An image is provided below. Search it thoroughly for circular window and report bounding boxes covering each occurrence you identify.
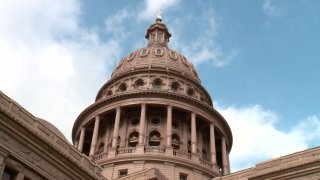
[131,118,139,126]
[154,48,164,56]
[173,120,179,128]
[151,117,160,125]
[169,51,178,60]
[140,48,149,57]
[182,56,189,66]
[126,52,135,61]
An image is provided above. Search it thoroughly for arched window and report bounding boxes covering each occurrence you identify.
[118,83,127,92]
[187,88,195,96]
[134,79,144,89]
[152,78,162,89]
[149,130,161,146]
[171,82,180,92]
[128,131,139,147]
[172,134,180,149]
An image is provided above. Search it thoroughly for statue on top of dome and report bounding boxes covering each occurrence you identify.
[157,9,163,20]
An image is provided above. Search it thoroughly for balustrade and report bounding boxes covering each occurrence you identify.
[145,146,165,153]
[173,149,191,159]
[117,147,136,155]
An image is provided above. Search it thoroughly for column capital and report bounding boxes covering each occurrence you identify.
[116,106,121,111]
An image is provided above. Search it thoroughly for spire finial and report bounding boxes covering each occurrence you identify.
[157,9,163,20]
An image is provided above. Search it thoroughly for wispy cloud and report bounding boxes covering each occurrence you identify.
[0,0,121,141]
[216,103,320,171]
[169,10,239,67]
[262,0,281,17]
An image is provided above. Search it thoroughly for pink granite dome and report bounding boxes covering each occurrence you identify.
[111,18,200,83]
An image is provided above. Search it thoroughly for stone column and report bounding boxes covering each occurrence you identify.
[78,126,86,152]
[112,107,121,148]
[191,112,197,154]
[191,112,200,163]
[89,115,100,156]
[222,136,229,175]
[136,103,146,154]
[210,123,217,168]
[109,107,121,158]
[166,105,173,146]
[166,105,173,155]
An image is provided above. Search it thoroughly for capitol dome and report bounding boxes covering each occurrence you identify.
[72,17,232,180]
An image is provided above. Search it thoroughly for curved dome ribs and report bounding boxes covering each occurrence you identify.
[72,17,233,179]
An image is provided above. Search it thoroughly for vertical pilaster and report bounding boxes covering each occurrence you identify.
[78,126,86,152]
[89,115,100,156]
[222,136,229,175]
[210,123,217,168]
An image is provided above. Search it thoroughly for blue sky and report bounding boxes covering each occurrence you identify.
[0,0,319,172]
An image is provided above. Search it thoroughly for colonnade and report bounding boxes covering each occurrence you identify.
[75,104,230,174]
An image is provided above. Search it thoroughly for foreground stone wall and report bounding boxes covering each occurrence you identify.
[214,146,320,180]
[0,91,106,180]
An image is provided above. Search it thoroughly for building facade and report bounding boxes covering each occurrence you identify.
[72,17,232,180]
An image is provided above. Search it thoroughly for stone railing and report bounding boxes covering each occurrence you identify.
[200,157,213,168]
[117,147,136,155]
[92,151,108,161]
[173,149,191,159]
[145,146,165,153]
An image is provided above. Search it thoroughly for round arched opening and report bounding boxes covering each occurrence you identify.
[171,82,180,92]
[134,79,144,89]
[152,79,162,89]
[187,88,195,96]
[172,134,180,149]
[149,130,161,146]
[128,131,139,147]
[172,120,179,129]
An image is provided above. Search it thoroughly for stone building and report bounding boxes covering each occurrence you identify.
[1,16,320,180]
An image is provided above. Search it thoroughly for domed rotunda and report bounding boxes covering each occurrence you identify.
[72,16,232,180]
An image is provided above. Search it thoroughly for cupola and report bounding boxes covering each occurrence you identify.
[145,12,171,47]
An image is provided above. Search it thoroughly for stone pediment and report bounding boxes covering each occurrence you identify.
[116,168,168,180]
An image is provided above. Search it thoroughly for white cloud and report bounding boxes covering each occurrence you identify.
[138,0,180,21]
[0,0,121,142]
[169,10,239,67]
[216,104,320,172]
